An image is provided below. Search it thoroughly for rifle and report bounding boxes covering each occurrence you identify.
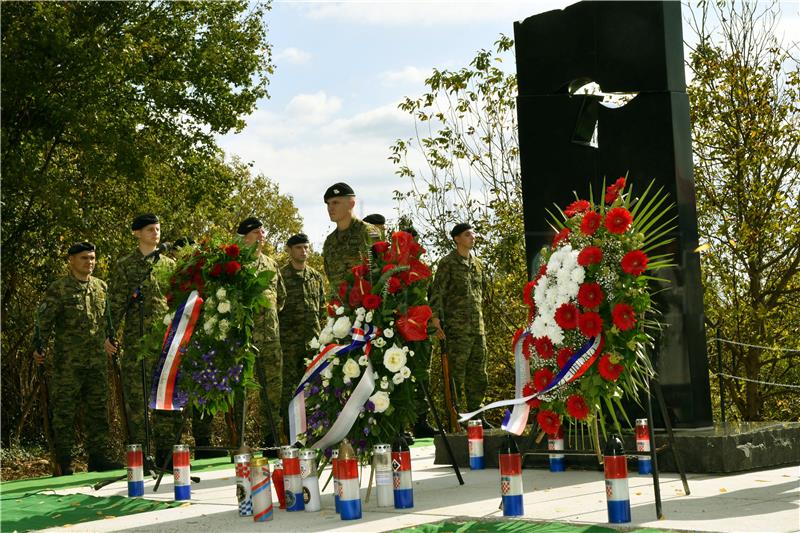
[439,337,460,433]
[34,312,61,476]
[106,302,134,444]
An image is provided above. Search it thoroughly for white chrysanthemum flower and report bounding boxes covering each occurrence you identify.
[392,373,404,385]
[358,355,369,366]
[332,316,352,338]
[365,311,374,323]
[163,312,174,326]
[216,287,227,300]
[369,391,390,413]
[373,337,386,348]
[383,328,394,339]
[571,266,586,284]
[383,345,407,373]
[343,358,361,379]
[217,301,231,314]
[400,366,411,379]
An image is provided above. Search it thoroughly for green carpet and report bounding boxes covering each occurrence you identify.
[395,522,671,533]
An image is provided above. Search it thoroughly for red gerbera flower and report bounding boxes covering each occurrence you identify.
[523,280,536,308]
[615,177,626,189]
[577,282,604,308]
[224,244,240,258]
[533,336,554,359]
[522,382,542,408]
[209,263,223,277]
[372,241,389,254]
[362,293,382,310]
[554,303,579,330]
[224,260,241,276]
[564,199,591,217]
[612,303,637,331]
[621,249,648,276]
[537,409,561,436]
[598,353,624,381]
[557,347,573,369]
[566,394,590,420]
[578,311,603,338]
[577,246,603,266]
[580,211,602,236]
[522,335,535,360]
[387,276,403,294]
[605,207,633,234]
[533,368,554,391]
[605,178,625,204]
[553,227,571,248]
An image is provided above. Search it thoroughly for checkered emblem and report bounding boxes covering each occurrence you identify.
[337,484,344,498]
[637,443,646,452]
[393,474,401,489]
[606,481,613,498]
[127,470,134,482]
[392,459,401,472]
[174,469,183,484]
[300,462,309,478]
[500,477,511,495]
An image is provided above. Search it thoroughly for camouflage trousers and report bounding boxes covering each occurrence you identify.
[50,350,110,460]
[445,332,488,412]
[234,338,283,447]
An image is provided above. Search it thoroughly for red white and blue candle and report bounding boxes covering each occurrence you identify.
[467,419,485,470]
[250,457,273,522]
[126,444,144,497]
[234,453,252,517]
[604,434,631,523]
[173,444,191,501]
[282,447,305,511]
[499,435,524,516]
[548,426,566,472]
[391,436,413,509]
[636,418,653,475]
[337,439,362,520]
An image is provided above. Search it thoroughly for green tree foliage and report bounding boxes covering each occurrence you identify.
[687,0,799,421]
[390,36,526,420]
[0,1,301,445]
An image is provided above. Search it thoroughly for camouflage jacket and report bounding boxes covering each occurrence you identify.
[252,253,286,344]
[278,262,326,349]
[107,248,175,345]
[429,250,487,336]
[322,217,380,293]
[36,273,107,357]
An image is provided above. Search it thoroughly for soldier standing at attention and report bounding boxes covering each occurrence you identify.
[322,182,381,292]
[362,213,386,240]
[278,233,326,432]
[235,217,286,447]
[429,223,491,424]
[105,214,179,466]
[34,242,122,474]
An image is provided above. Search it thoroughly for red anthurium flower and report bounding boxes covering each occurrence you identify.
[209,263,223,277]
[580,211,602,236]
[605,207,633,234]
[578,311,603,338]
[348,278,372,308]
[362,293,382,310]
[389,231,415,265]
[387,276,402,294]
[578,246,603,266]
[577,283,604,308]
[382,263,397,274]
[372,241,389,254]
[224,260,241,276]
[566,394,590,420]
[351,264,369,278]
[537,409,561,436]
[557,347,573,369]
[621,250,648,276]
[409,241,423,258]
[522,382,542,408]
[224,244,240,257]
[405,259,431,283]
[396,305,433,342]
[564,199,591,217]
[598,353,624,381]
[612,303,637,331]
[552,227,571,248]
[554,303,579,330]
[534,336,554,359]
[523,280,536,308]
[533,368,554,391]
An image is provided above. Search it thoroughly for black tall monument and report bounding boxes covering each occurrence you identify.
[514,1,712,427]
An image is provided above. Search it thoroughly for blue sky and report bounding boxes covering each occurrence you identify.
[217,0,800,249]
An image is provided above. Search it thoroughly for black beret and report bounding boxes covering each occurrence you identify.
[68,241,95,256]
[323,182,355,203]
[131,213,159,230]
[173,236,196,250]
[450,222,473,239]
[237,217,263,236]
[363,213,386,225]
[286,233,310,247]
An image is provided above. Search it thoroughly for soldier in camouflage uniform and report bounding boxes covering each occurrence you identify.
[233,217,286,448]
[34,242,122,474]
[363,213,386,240]
[104,214,180,465]
[278,233,326,429]
[429,223,490,419]
[322,182,381,293]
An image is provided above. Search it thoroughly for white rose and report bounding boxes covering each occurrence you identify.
[373,337,386,348]
[400,366,411,379]
[343,376,351,385]
[163,312,174,326]
[343,358,361,379]
[369,391,390,413]
[380,380,389,390]
[365,311,374,323]
[217,301,231,314]
[333,357,340,366]
[326,317,335,328]
[203,317,217,333]
[218,319,230,333]
[309,338,321,350]
[392,373,404,385]
[205,297,215,308]
[335,306,345,316]
[321,365,333,380]
[384,328,394,339]
[216,287,227,300]
[322,379,330,388]
[383,345,407,373]
[332,316,352,339]
[318,327,334,345]
[358,355,369,366]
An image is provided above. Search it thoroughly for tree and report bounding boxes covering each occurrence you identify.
[687,0,800,420]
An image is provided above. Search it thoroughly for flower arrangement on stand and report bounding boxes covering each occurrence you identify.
[297,231,433,460]
[518,177,675,437]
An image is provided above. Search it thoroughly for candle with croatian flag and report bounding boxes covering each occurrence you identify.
[636,418,653,474]
[548,426,565,472]
[337,439,362,520]
[126,444,144,497]
[391,435,413,509]
[604,434,631,523]
[282,447,305,511]
[467,419,485,470]
[499,435,523,516]
[173,444,191,501]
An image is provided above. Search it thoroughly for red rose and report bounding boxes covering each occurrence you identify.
[577,246,603,267]
[387,276,402,294]
[348,278,372,308]
[533,368,554,391]
[612,303,637,331]
[621,249,648,276]
[564,199,591,217]
[554,303,579,330]
[533,336,554,359]
[372,241,390,254]
[522,383,542,408]
[552,227,571,248]
[580,211,602,236]
[578,311,603,338]
[598,353,624,381]
[396,305,433,342]
[351,264,369,278]
[566,394,590,420]
[557,347,573,369]
[522,335,535,360]
[605,207,633,234]
[224,260,241,276]
[577,282,604,308]
[537,409,561,436]
[224,244,240,257]
[209,263,223,277]
[523,280,536,308]
[362,293,382,310]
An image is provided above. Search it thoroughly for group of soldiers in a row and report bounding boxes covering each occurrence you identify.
[33,182,491,475]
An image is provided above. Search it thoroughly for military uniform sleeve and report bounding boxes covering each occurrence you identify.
[429,258,450,323]
[276,265,287,313]
[316,270,327,319]
[106,259,128,333]
[35,281,62,348]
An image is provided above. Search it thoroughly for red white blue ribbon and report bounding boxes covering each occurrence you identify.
[149,290,203,411]
[500,330,532,435]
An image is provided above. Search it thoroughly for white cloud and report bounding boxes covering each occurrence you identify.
[322,103,412,139]
[274,47,312,65]
[379,66,432,87]
[285,91,343,124]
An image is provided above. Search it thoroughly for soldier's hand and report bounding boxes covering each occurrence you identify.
[104,338,118,356]
[432,317,446,340]
[33,350,45,365]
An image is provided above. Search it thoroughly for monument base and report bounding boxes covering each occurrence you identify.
[433,421,800,473]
